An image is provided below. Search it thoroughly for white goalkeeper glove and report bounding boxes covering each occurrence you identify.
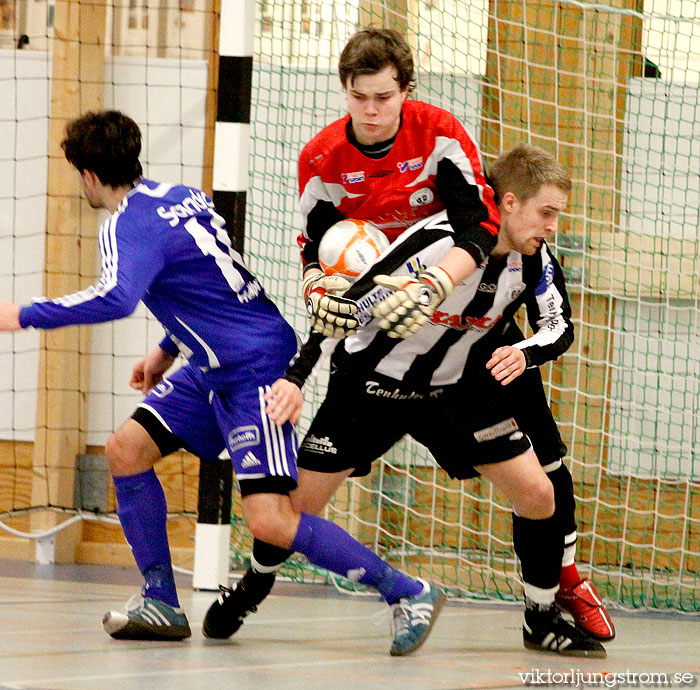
[302,272,359,339]
[371,266,454,338]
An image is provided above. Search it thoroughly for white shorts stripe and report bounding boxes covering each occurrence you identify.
[253,385,298,480]
[257,386,276,476]
[275,417,290,476]
[267,387,286,476]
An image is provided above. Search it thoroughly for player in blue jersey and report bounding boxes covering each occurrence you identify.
[0,110,445,650]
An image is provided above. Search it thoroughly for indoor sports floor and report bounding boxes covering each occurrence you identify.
[1,562,698,690]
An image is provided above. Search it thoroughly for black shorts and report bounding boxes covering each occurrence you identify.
[509,366,568,468]
[297,369,533,479]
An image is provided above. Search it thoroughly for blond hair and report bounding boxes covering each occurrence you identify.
[488,144,571,203]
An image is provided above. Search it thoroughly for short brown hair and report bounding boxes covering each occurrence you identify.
[61,110,142,187]
[338,28,414,92]
[488,144,572,203]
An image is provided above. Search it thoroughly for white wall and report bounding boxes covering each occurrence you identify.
[0,49,49,441]
[619,79,700,241]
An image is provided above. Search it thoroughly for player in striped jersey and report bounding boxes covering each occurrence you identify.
[0,110,446,650]
[207,145,612,656]
[297,27,499,342]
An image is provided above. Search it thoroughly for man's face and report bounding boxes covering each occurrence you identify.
[500,184,568,255]
[345,65,408,145]
[80,170,104,210]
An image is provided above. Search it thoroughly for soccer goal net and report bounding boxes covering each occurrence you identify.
[239,0,700,613]
[0,0,697,614]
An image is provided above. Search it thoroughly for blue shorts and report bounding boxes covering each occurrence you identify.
[137,363,298,492]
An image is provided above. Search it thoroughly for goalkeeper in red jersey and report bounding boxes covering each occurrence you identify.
[297,27,500,341]
[203,144,615,657]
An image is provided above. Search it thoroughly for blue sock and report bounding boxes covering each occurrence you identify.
[113,469,179,608]
[291,513,422,604]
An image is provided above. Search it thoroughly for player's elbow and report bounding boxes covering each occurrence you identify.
[110,304,138,320]
[108,291,141,320]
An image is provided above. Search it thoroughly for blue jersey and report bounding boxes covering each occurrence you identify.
[19,179,297,376]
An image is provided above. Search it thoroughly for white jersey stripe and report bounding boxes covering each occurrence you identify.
[268,417,283,476]
[259,385,293,478]
[136,403,176,434]
[45,212,121,309]
[175,316,220,369]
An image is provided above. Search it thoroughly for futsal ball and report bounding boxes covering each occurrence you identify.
[318,219,389,280]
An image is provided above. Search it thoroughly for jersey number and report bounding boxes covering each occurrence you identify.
[184,216,246,293]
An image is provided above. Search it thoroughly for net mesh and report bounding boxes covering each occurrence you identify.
[0,0,697,612]
[241,0,700,612]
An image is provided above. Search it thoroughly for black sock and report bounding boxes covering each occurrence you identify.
[546,463,577,537]
[251,538,293,572]
[512,513,562,590]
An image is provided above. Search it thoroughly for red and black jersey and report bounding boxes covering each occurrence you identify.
[297,99,499,269]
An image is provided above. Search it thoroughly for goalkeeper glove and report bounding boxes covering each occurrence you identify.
[302,272,359,339]
[371,266,454,338]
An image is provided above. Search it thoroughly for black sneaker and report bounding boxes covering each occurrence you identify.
[523,607,606,658]
[202,568,276,639]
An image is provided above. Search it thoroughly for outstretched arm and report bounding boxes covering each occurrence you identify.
[0,302,21,331]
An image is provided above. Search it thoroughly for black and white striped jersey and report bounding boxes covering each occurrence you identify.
[286,210,573,390]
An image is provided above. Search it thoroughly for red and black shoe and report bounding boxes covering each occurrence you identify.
[556,578,615,641]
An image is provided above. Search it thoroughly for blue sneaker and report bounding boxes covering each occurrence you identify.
[389,579,446,656]
[103,593,191,641]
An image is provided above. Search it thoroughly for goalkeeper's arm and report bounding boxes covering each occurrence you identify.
[434,246,478,285]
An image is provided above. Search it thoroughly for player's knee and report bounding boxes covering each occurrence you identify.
[515,477,555,520]
[105,431,133,475]
[244,503,300,550]
[290,491,325,515]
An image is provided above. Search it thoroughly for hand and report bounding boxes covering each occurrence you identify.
[371,266,454,338]
[130,346,176,394]
[0,302,21,331]
[264,378,304,426]
[486,346,526,385]
[303,272,359,339]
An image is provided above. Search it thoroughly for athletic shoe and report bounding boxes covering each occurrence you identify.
[556,578,616,641]
[523,608,606,658]
[389,579,446,656]
[202,568,276,639]
[103,592,191,640]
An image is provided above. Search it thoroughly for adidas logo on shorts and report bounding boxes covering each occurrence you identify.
[241,451,261,468]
